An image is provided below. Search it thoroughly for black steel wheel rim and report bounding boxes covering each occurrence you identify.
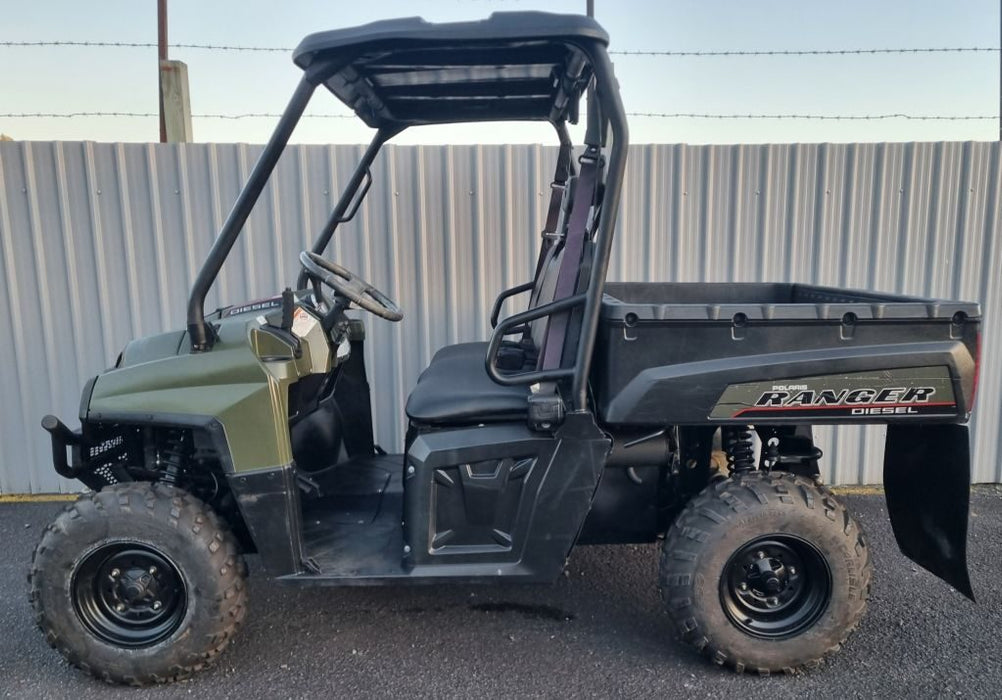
[719,535,832,639]
[72,542,187,648]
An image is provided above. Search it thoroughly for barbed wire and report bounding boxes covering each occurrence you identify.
[2,111,998,121]
[0,40,999,56]
[614,47,1000,56]
[627,112,999,121]
[0,40,289,52]
[0,112,354,119]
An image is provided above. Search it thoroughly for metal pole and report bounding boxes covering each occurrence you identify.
[585,0,598,146]
[158,0,168,143]
[573,47,628,411]
[998,0,1001,140]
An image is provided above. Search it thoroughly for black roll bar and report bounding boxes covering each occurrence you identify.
[485,294,587,386]
[490,281,535,329]
[569,48,628,409]
[482,47,625,410]
[310,129,397,256]
[293,127,395,290]
[187,76,317,352]
[482,46,627,411]
[186,29,627,371]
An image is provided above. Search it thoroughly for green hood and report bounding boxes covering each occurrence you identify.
[117,330,188,368]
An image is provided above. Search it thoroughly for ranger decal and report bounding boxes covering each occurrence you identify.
[710,367,958,420]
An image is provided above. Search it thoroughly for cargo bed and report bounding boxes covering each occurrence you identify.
[594,282,980,426]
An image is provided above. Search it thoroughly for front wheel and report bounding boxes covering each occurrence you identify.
[30,482,248,685]
[659,471,871,673]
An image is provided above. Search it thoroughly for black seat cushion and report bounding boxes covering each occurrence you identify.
[414,342,487,388]
[406,343,528,425]
[423,342,487,373]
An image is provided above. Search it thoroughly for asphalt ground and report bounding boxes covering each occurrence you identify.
[1,490,1000,699]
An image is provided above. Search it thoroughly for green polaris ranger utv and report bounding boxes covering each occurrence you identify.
[32,12,981,685]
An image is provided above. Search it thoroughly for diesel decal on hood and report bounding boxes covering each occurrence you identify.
[224,296,283,317]
[710,367,957,420]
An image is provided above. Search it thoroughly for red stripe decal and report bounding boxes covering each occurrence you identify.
[732,401,957,418]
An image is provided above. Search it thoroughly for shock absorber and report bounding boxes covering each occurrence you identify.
[723,426,755,474]
[156,429,190,485]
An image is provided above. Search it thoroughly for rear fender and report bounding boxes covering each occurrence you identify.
[883,424,973,600]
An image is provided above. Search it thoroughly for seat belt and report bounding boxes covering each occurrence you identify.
[532,140,574,280]
[538,148,601,371]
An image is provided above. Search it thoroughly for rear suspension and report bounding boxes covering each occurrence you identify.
[723,426,756,474]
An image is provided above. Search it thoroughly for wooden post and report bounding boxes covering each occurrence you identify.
[160,60,193,142]
[158,0,168,143]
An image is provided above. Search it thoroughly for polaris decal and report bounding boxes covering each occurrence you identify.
[709,367,957,420]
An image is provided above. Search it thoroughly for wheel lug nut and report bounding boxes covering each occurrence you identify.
[110,568,120,578]
[152,601,162,610]
[148,566,157,575]
[739,582,748,591]
[767,597,778,606]
[116,603,126,612]
[756,551,765,559]
[789,567,797,575]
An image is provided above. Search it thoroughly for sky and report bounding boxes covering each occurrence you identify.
[1,0,1000,145]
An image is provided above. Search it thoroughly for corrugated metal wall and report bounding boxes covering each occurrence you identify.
[1,140,999,493]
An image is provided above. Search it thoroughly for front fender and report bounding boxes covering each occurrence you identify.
[87,323,297,472]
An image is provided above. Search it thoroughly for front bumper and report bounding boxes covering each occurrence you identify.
[41,414,84,480]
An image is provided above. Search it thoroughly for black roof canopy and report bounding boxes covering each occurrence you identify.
[292,12,609,129]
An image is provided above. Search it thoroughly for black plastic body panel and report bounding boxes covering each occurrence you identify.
[403,412,609,582]
[289,389,344,471]
[332,336,376,456]
[595,282,980,426]
[290,333,375,470]
[576,465,660,544]
[227,465,304,577]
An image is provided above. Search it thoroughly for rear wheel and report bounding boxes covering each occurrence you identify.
[30,482,248,685]
[659,471,871,673]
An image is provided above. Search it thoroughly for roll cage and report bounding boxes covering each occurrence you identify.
[185,11,629,412]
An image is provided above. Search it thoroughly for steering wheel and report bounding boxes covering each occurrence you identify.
[299,251,403,322]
